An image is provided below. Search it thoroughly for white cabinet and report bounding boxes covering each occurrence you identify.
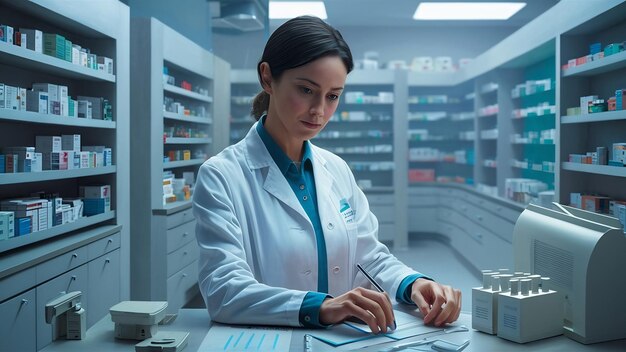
[0,289,36,352]
[130,18,228,313]
[411,184,522,272]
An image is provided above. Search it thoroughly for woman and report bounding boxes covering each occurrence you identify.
[193,15,461,334]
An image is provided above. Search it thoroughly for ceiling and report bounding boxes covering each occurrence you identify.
[268,0,560,28]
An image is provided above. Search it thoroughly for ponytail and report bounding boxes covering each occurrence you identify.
[251,90,269,120]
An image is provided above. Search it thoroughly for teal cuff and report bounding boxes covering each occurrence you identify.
[299,292,332,328]
[397,273,433,305]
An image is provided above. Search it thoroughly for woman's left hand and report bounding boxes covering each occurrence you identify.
[410,278,462,326]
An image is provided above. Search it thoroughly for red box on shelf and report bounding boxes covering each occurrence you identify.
[409,169,435,182]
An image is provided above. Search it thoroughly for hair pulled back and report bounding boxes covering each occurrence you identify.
[251,16,353,120]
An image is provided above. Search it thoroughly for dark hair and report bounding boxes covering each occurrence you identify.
[251,16,354,120]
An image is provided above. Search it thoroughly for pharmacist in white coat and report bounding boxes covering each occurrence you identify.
[193,16,461,333]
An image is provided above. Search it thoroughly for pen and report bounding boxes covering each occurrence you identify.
[304,334,313,352]
[356,263,397,331]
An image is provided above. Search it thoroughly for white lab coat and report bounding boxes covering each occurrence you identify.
[193,122,419,326]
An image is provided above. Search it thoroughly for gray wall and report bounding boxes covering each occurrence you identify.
[123,0,213,51]
[215,25,516,70]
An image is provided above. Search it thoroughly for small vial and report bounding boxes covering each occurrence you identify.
[510,279,519,295]
[520,279,531,296]
[499,274,513,292]
[541,277,551,292]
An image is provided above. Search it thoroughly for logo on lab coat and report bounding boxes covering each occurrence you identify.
[340,198,355,224]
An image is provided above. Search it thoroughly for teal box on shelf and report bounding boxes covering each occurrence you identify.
[603,43,624,57]
[83,198,106,216]
[615,89,626,110]
[14,217,31,236]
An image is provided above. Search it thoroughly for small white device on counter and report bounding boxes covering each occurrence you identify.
[110,301,168,340]
[45,291,86,340]
[134,331,189,352]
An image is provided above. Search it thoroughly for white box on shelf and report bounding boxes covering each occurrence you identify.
[26,90,48,114]
[18,88,26,111]
[58,85,68,116]
[0,211,15,240]
[20,28,42,53]
[5,85,19,110]
[62,134,81,152]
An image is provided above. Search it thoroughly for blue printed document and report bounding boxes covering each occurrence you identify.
[198,323,292,351]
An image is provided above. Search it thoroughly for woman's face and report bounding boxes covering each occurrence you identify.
[262,55,347,143]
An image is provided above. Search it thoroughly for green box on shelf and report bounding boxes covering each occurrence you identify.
[64,39,72,62]
[43,33,65,59]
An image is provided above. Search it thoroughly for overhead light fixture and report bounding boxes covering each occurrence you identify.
[269,1,327,19]
[413,2,526,20]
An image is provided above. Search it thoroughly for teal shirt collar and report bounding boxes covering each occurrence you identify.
[256,115,313,175]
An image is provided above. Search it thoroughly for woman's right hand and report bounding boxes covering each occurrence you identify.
[319,287,395,333]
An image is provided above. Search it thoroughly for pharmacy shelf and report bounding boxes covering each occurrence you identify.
[561,162,626,177]
[163,158,205,169]
[0,108,116,128]
[0,166,116,185]
[0,41,116,82]
[512,165,554,174]
[362,186,395,192]
[562,50,626,77]
[561,110,626,124]
[511,88,553,99]
[0,211,116,254]
[343,102,394,106]
[153,199,192,215]
[163,111,212,124]
[163,84,213,103]
[164,137,212,144]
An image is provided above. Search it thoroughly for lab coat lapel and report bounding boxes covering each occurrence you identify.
[263,164,310,222]
[244,123,310,223]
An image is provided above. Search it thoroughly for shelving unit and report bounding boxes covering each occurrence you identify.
[312,70,406,244]
[0,1,129,350]
[474,75,500,196]
[558,1,626,205]
[407,73,475,188]
[130,17,229,313]
[230,69,259,144]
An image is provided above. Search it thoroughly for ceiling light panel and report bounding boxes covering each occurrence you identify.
[269,1,327,19]
[414,2,527,20]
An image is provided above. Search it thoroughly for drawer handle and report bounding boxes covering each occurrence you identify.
[72,253,78,259]
[476,233,483,239]
[183,251,188,256]
[71,275,77,281]
[21,299,29,305]
[183,232,188,237]
[182,273,188,278]
[105,258,111,264]
[477,216,483,221]
[107,239,113,244]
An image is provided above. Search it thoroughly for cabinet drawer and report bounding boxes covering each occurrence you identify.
[408,186,440,197]
[88,232,121,261]
[365,194,394,205]
[36,246,88,284]
[88,249,121,328]
[36,265,88,350]
[0,288,36,352]
[166,208,195,229]
[167,260,198,314]
[408,195,439,207]
[167,220,196,254]
[0,266,36,303]
[463,202,515,243]
[370,204,394,223]
[482,200,523,224]
[167,240,199,278]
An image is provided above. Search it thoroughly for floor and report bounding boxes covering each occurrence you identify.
[186,233,481,314]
